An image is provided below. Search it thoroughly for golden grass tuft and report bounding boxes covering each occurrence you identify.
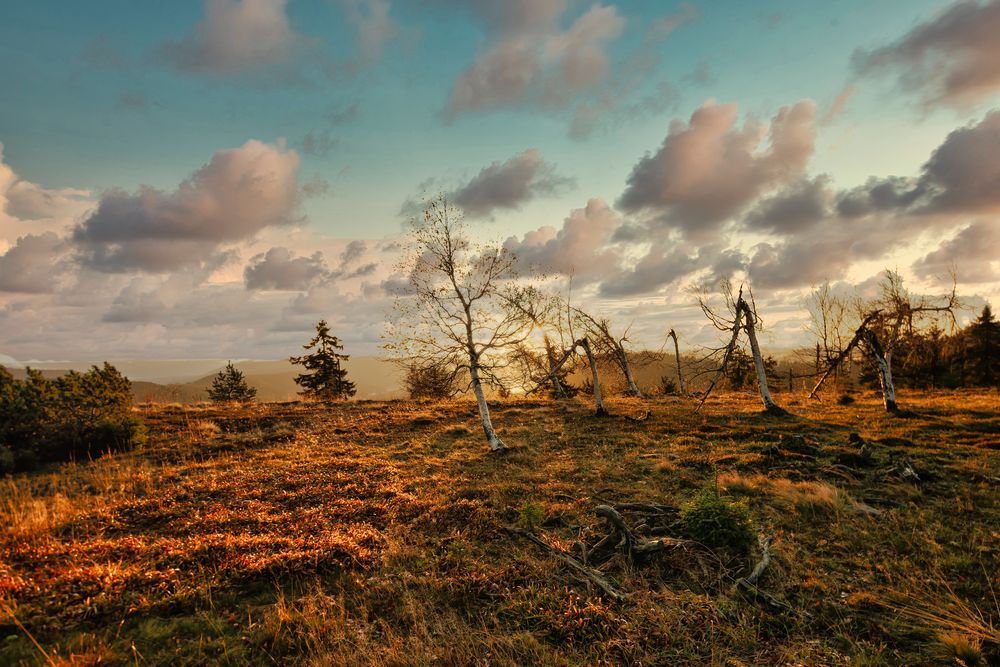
[718,472,845,514]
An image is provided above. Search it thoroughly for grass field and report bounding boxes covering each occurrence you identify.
[1,390,998,665]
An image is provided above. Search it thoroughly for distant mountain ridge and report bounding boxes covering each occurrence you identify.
[6,358,406,403]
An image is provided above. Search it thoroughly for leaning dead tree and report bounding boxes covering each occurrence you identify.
[508,335,577,399]
[808,271,959,413]
[385,195,548,451]
[572,308,644,397]
[696,281,784,415]
[666,328,687,394]
[525,335,608,416]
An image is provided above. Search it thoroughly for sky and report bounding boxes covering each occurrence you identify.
[1,0,999,363]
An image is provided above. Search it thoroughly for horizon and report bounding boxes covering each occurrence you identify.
[2,0,999,361]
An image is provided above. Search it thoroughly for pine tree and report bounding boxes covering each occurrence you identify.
[207,362,257,403]
[290,320,356,400]
[961,305,1000,387]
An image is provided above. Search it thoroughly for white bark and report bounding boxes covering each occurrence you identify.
[863,330,897,413]
[470,361,505,450]
[741,301,780,412]
[618,348,643,397]
[578,338,607,416]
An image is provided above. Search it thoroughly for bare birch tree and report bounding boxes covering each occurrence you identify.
[572,309,644,397]
[695,281,784,414]
[809,270,959,413]
[385,196,546,451]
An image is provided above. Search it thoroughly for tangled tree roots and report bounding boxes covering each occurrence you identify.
[506,501,799,616]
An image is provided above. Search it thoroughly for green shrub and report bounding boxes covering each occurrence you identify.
[517,502,545,530]
[679,486,755,554]
[0,363,144,471]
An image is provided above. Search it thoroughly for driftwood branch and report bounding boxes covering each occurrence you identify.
[734,536,803,616]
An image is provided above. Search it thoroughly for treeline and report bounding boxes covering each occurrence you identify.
[861,305,1000,390]
[0,363,145,473]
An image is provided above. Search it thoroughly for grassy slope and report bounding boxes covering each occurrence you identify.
[1,390,998,665]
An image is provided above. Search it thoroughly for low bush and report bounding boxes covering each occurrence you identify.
[679,486,755,554]
[0,363,145,471]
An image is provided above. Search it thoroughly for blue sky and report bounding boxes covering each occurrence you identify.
[1,0,999,360]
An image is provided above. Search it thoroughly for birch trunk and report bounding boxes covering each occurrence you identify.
[740,301,781,413]
[470,361,506,450]
[578,338,607,416]
[618,347,643,397]
[669,329,687,394]
[863,329,898,413]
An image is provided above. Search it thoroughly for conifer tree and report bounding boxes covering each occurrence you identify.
[960,305,1000,387]
[207,362,257,403]
[290,320,356,400]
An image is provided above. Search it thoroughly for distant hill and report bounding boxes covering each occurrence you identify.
[9,358,407,403]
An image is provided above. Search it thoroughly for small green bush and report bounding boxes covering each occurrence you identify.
[517,502,545,530]
[679,486,755,553]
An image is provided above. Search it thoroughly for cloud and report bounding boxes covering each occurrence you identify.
[567,4,696,140]
[913,220,1000,282]
[0,233,67,293]
[159,0,304,75]
[744,176,832,234]
[244,247,329,290]
[1,143,92,222]
[617,100,817,237]
[569,80,681,141]
[503,198,620,280]
[682,61,715,87]
[821,85,856,125]
[73,139,300,272]
[444,2,625,117]
[918,109,1000,212]
[451,149,574,217]
[301,129,338,157]
[340,240,367,265]
[835,109,1000,216]
[341,0,397,72]
[853,0,1000,111]
[598,241,707,297]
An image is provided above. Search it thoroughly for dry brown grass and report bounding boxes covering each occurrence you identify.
[0,389,997,665]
